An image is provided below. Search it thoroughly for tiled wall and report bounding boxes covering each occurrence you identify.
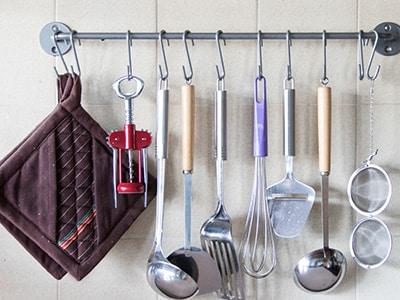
[0,1,399,299]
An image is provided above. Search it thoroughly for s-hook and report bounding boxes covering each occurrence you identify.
[159,30,169,84]
[182,30,194,85]
[320,30,329,86]
[52,30,81,78]
[215,30,226,85]
[366,30,381,81]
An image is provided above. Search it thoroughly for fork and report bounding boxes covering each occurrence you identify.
[200,85,245,299]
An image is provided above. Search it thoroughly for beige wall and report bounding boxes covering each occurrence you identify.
[0,1,399,299]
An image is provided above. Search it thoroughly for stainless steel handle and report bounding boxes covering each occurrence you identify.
[112,148,118,208]
[283,88,295,157]
[142,148,148,208]
[155,158,166,246]
[215,89,227,160]
[156,88,169,159]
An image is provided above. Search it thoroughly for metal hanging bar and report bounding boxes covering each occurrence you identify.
[56,31,380,41]
[39,21,400,57]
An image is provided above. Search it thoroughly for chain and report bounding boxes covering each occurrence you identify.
[369,79,375,155]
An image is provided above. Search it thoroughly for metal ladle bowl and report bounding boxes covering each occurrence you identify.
[293,173,347,293]
[147,251,198,299]
[146,159,199,299]
[294,247,346,293]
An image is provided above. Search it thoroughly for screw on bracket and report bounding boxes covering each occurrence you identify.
[374,22,400,56]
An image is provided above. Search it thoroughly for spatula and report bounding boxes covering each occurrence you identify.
[267,79,315,238]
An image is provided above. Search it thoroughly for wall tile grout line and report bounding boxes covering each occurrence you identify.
[155,2,159,299]
[54,0,59,108]
[355,1,360,300]
[156,0,160,100]
[255,0,259,299]
[55,2,60,300]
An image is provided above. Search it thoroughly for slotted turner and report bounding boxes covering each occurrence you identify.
[200,85,245,299]
[267,79,315,238]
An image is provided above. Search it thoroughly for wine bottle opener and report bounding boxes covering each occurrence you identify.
[108,75,152,208]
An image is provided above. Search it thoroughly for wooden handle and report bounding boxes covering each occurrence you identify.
[318,86,331,173]
[182,84,195,172]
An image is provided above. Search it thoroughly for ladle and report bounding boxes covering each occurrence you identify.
[293,85,346,293]
[167,84,221,296]
[147,83,198,299]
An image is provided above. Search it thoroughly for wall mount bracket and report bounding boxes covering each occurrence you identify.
[374,22,400,56]
[39,22,72,56]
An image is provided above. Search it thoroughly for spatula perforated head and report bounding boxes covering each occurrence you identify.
[267,177,315,238]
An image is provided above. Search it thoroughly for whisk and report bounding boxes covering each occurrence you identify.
[239,71,276,278]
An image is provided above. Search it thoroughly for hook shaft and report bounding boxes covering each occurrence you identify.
[52,32,69,76]
[127,30,133,78]
[286,30,293,81]
[215,30,226,82]
[257,30,263,78]
[366,30,381,81]
[358,30,365,80]
[70,30,81,76]
[320,30,329,85]
[158,30,169,82]
[182,30,194,84]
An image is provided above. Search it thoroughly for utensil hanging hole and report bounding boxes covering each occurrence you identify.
[51,46,57,54]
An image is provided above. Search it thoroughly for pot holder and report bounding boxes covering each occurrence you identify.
[0,74,155,280]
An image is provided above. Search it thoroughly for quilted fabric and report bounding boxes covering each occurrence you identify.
[55,117,97,261]
[0,74,155,280]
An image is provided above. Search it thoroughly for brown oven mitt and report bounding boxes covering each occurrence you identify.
[0,74,155,280]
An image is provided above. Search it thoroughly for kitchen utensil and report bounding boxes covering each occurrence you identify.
[349,33,391,218]
[239,35,276,277]
[168,82,221,296]
[147,78,199,299]
[200,38,245,298]
[350,216,391,269]
[267,36,316,237]
[348,150,391,217]
[348,150,392,270]
[108,75,152,208]
[347,41,392,268]
[294,85,346,293]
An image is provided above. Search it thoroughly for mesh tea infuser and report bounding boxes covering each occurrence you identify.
[347,37,392,269]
